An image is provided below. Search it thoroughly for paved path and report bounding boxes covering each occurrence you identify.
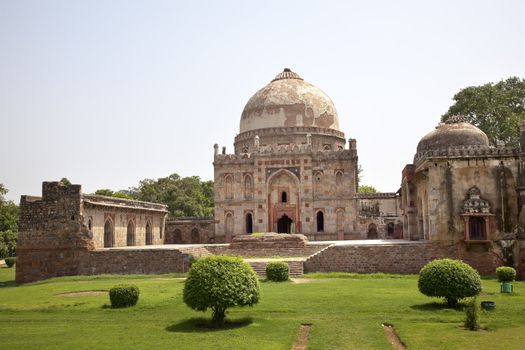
[99,239,422,251]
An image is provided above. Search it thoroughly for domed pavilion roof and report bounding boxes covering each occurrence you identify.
[239,68,340,133]
[417,115,490,153]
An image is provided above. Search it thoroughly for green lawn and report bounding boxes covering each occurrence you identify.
[1,267,524,349]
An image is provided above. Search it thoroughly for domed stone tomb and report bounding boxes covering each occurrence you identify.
[240,68,340,133]
[416,115,490,153]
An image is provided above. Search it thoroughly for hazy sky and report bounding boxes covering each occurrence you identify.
[1,0,524,202]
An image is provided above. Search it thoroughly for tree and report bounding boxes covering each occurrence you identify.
[94,189,132,199]
[418,259,481,307]
[183,256,260,326]
[442,77,525,147]
[60,178,72,185]
[130,173,214,218]
[358,185,378,194]
[0,184,19,258]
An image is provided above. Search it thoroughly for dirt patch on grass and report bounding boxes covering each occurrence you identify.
[59,290,107,297]
[292,324,312,350]
[290,278,314,284]
[383,323,406,350]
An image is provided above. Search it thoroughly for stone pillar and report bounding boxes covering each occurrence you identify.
[214,144,218,156]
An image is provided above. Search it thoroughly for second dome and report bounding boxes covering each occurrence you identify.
[240,68,340,134]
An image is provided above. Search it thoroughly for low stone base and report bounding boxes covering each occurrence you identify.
[230,233,308,249]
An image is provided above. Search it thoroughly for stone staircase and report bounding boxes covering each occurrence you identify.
[247,259,305,278]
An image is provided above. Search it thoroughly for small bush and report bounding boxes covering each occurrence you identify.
[464,297,480,331]
[4,257,16,268]
[496,266,516,283]
[183,256,260,326]
[418,259,481,307]
[109,284,140,308]
[266,262,289,281]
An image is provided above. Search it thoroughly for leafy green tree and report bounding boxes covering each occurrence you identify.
[183,256,260,326]
[130,173,214,218]
[60,178,72,185]
[0,184,19,258]
[442,77,525,147]
[94,189,133,199]
[358,185,378,194]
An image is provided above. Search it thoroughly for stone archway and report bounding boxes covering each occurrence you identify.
[267,169,300,233]
[367,223,378,239]
[104,219,114,247]
[277,214,293,233]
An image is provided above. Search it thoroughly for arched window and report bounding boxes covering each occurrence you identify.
[281,191,287,203]
[145,220,153,245]
[87,218,92,231]
[335,171,343,187]
[126,220,135,246]
[316,211,324,232]
[387,222,395,237]
[191,228,200,243]
[246,213,253,234]
[469,217,486,240]
[225,213,234,236]
[104,219,114,248]
[225,175,233,200]
[174,229,182,243]
[244,174,253,199]
[367,223,378,239]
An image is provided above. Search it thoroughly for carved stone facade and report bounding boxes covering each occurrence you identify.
[400,116,520,255]
[214,69,365,242]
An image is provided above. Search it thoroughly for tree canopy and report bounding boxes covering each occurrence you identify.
[0,184,19,258]
[128,173,214,218]
[94,189,133,199]
[442,76,525,147]
[358,185,378,194]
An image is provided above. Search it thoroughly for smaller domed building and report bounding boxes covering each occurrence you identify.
[401,115,519,245]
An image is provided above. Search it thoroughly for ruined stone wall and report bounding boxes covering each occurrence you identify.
[164,218,217,244]
[16,182,171,283]
[80,249,187,275]
[83,195,167,248]
[16,182,94,283]
[304,242,503,276]
[356,194,403,239]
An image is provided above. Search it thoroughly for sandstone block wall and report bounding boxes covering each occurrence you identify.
[165,219,217,243]
[304,242,503,275]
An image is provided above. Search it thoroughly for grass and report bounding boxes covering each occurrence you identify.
[1,267,525,349]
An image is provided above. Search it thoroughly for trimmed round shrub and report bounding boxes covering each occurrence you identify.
[183,256,260,325]
[418,259,481,307]
[109,284,140,308]
[266,261,289,281]
[4,257,16,268]
[496,266,516,283]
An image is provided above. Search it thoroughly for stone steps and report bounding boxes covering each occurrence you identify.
[247,260,304,278]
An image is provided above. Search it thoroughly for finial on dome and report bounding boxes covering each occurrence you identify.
[445,115,468,124]
[271,68,303,82]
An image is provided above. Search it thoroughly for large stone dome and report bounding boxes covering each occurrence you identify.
[417,115,490,153]
[239,68,340,133]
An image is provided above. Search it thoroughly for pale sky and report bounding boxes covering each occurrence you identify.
[1,0,524,202]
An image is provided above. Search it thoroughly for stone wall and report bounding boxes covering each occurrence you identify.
[164,218,217,243]
[304,241,503,276]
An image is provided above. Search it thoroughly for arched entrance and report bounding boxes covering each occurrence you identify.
[277,214,293,233]
[126,220,135,246]
[367,223,378,239]
[245,213,253,234]
[145,221,153,245]
[268,169,300,233]
[104,219,114,247]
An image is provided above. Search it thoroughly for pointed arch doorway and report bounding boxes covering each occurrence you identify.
[277,214,293,233]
